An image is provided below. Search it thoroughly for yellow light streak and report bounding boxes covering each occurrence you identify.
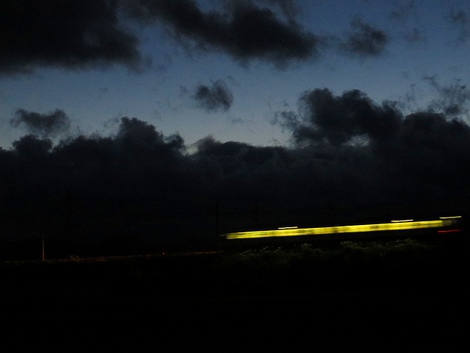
[224,217,461,240]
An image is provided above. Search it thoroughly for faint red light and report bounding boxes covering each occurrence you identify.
[437,229,461,233]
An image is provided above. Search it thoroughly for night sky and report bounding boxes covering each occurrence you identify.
[1,0,470,249]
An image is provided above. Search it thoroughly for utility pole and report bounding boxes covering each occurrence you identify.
[41,236,45,261]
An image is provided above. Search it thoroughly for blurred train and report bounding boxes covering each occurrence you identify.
[219,214,466,252]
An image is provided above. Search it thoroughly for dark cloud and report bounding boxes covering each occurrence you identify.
[392,111,470,188]
[12,134,53,158]
[0,0,392,75]
[279,87,470,161]
[126,0,319,67]
[449,7,470,42]
[286,88,402,146]
[116,116,165,148]
[10,109,71,138]
[193,79,234,112]
[0,0,143,75]
[340,18,389,56]
[423,76,470,117]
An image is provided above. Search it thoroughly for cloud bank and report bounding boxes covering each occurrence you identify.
[2,89,470,248]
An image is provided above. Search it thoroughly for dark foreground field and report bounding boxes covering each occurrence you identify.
[1,235,469,352]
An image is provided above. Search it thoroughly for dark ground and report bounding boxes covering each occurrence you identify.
[1,234,469,353]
